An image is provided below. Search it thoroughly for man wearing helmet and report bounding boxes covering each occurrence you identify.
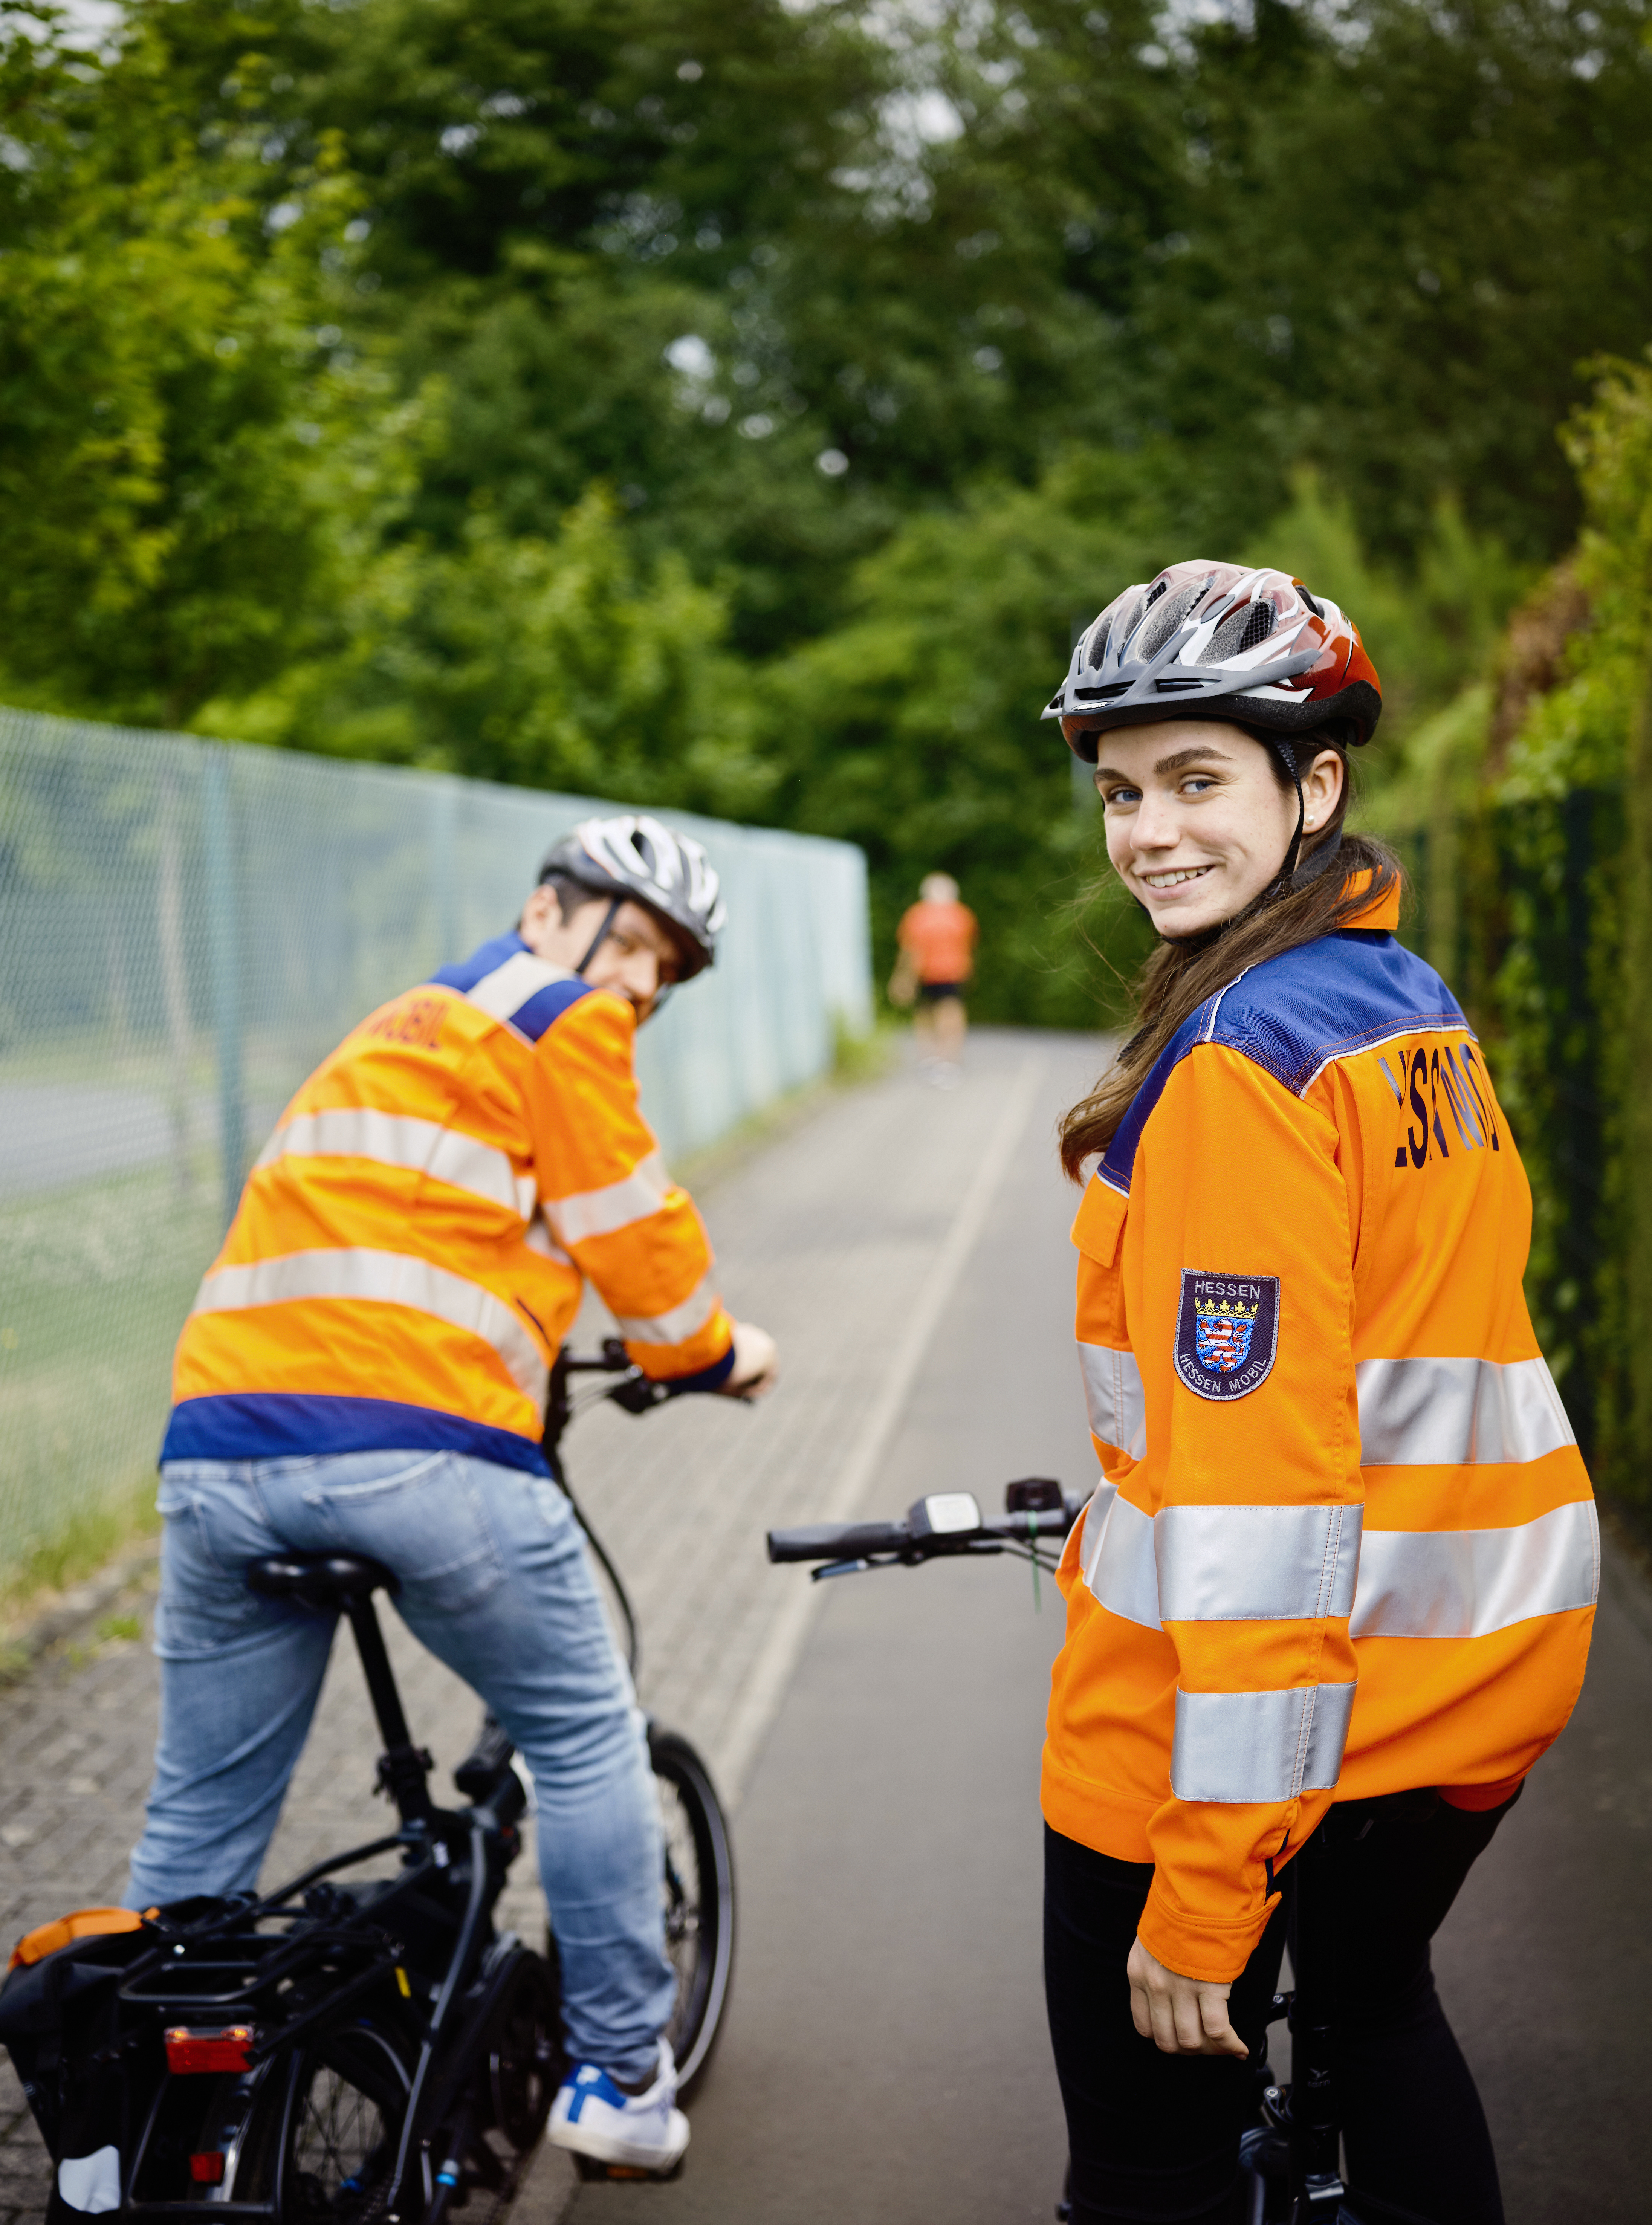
[1038,569,1594,2222]
[127,815,776,2176]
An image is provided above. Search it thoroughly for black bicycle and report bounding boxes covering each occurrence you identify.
[767,1479,1374,2225]
[0,1344,734,2221]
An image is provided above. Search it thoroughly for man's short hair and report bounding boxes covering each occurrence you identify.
[920,872,959,904]
[532,868,694,981]
[539,869,599,921]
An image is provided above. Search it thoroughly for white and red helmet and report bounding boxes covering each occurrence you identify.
[1045,561,1382,762]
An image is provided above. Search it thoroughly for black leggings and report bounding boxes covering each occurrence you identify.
[1044,1790,1518,2225]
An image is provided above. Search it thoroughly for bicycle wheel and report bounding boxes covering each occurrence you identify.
[278,2020,415,2223]
[488,1950,563,2152]
[648,1725,735,2101]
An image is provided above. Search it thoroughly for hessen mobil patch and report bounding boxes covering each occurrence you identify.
[1174,1271,1279,1401]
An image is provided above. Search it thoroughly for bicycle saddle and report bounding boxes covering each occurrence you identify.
[245,1552,401,1610]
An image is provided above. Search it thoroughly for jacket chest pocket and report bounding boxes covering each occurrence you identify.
[1073,1177,1129,1341]
[1072,1179,1145,1465]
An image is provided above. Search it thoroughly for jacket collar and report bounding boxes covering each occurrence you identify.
[1338,868,1399,933]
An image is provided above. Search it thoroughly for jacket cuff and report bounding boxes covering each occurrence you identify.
[660,1345,737,1395]
[627,1307,734,1383]
[1136,1875,1279,1985]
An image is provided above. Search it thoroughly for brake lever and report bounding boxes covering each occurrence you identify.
[607,1370,672,1415]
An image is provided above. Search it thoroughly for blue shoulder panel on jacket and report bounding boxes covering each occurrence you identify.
[429,931,526,994]
[509,976,595,1044]
[428,934,594,1043]
[1098,930,1467,1197]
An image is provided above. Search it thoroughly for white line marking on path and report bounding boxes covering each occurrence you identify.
[714,1051,1051,1804]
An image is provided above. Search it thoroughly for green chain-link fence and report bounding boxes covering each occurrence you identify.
[0,708,871,1591]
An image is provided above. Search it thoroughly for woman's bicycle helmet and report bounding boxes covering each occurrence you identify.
[1045,561,1382,760]
[539,814,726,980]
[1046,561,1383,885]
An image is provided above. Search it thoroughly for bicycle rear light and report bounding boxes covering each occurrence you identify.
[164,2026,255,2074]
[188,2154,226,2184]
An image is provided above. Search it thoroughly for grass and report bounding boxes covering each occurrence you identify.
[0,1142,213,1611]
[0,1479,160,1619]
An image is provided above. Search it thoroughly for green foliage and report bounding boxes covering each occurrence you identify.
[196,487,774,819]
[5,0,1651,1034]
[993,0,1652,562]
[0,8,419,725]
[762,448,1181,1026]
[1474,359,1652,1507]
[1244,481,1529,751]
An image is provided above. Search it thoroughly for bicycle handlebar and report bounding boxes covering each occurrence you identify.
[767,1518,914,1563]
[767,1480,1084,1573]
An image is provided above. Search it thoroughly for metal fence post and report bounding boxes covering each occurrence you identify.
[155,765,195,1195]
[203,752,245,1232]
[428,779,458,965]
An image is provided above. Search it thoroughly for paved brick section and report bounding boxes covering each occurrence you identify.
[0,1033,1051,2225]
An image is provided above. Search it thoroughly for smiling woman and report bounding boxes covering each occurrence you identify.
[1033,562,1596,2225]
[1092,723,1346,937]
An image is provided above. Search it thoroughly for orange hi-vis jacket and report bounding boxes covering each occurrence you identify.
[161,933,735,1477]
[1042,877,1597,1982]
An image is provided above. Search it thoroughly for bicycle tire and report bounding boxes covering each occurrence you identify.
[241,2016,416,2225]
[487,1950,562,2152]
[648,1725,735,2101]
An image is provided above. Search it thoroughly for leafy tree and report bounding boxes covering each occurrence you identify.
[0,8,421,725]
[969,0,1652,562]
[9,0,1652,1033]
[197,487,774,821]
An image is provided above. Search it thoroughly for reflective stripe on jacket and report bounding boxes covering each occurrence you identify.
[1042,878,1596,1982]
[162,932,733,1476]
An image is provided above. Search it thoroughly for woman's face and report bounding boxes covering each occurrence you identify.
[1093,719,1345,940]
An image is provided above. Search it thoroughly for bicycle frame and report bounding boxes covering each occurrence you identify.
[0,1342,718,2225]
[768,1481,1371,2225]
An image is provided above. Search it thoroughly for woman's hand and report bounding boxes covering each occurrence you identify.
[1126,1936,1249,2058]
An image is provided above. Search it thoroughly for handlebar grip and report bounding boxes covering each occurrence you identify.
[766,1520,910,1564]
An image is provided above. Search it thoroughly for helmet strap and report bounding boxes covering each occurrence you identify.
[1266,734,1348,894]
[574,897,622,975]
[1290,823,1345,890]
[1279,756,1307,883]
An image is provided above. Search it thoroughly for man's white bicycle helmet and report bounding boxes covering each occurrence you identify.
[539,815,726,980]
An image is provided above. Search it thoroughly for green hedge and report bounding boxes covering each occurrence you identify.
[1373,359,1652,1511]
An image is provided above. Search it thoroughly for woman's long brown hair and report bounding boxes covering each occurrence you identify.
[1059,765,1403,1181]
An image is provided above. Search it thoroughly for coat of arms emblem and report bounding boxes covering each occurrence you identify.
[1195,1304,1255,1374]
[1175,1271,1280,1401]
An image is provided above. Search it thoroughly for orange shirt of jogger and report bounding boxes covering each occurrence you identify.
[1042,877,1596,1983]
[897,900,978,987]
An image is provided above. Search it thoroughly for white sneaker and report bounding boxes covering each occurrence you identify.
[547,2040,689,2172]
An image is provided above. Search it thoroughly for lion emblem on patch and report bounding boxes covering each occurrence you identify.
[1175,1272,1280,1401]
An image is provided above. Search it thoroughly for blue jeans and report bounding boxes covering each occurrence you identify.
[126,1450,675,2081]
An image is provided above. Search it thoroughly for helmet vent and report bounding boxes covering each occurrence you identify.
[1201,599,1276,664]
[1084,617,1111,670]
[1135,578,1207,664]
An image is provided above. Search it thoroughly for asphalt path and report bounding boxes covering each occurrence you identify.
[571,1036,1091,2224]
[565,1031,1652,2225]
